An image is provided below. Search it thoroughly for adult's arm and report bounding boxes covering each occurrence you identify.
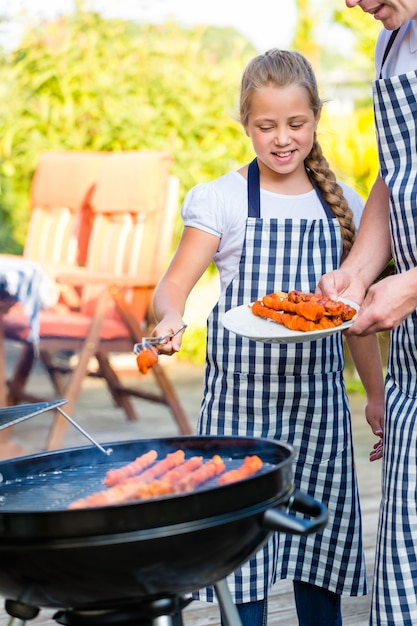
[320,175,417,334]
[318,175,392,305]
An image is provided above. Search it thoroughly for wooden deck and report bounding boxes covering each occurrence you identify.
[0,346,382,625]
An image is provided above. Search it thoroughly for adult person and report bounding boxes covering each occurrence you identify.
[317,3,417,625]
[151,49,384,625]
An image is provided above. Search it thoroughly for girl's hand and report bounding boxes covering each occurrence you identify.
[151,318,187,355]
[316,268,367,308]
[365,397,384,462]
[369,438,383,462]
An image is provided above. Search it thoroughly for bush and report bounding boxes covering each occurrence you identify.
[0,11,256,248]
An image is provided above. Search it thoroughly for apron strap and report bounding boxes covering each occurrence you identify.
[306,170,334,219]
[379,28,400,79]
[247,158,261,217]
[247,157,334,219]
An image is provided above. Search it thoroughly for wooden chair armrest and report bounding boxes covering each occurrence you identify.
[39,263,85,278]
[56,269,157,289]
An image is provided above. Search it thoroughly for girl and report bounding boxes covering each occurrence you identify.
[152,49,384,626]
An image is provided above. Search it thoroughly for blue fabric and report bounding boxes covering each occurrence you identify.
[221,599,268,626]
[371,67,417,625]
[195,157,366,603]
[220,584,342,626]
[373,70,417,399]
[293,580,342,626]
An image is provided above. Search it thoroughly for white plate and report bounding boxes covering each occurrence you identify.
[221,298,358,344]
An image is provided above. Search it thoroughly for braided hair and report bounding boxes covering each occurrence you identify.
[239,48,356,254]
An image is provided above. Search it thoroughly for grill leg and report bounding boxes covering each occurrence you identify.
[150,599,185,626]
[214,579,242,626]
[4,599,40,626]
[7,617,25,626]
[151,616,182,626]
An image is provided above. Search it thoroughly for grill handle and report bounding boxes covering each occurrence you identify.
[262,489,328,536]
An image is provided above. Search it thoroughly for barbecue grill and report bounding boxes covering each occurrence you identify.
[0,404,327,626]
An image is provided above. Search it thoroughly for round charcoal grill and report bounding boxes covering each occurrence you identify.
[0,435,327,626]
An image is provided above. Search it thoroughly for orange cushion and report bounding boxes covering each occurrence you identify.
[90,151,172,214]
[4,309,132,342]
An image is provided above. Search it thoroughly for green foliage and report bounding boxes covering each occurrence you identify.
[177,325,207,365]
[290,0,381,199]
[344,333,389,395]
[0,10,256,248]
[319,106,379,200]
[333,3,382,67]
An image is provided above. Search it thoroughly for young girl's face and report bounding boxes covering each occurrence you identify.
[244,84,319,182]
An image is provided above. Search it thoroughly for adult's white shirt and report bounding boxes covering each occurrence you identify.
[375,20,417,78]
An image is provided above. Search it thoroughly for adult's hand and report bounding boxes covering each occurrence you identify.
[346,271,417,336]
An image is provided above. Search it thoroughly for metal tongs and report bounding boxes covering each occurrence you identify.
[133,323,187,355]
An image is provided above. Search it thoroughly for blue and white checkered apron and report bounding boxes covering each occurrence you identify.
[194,159,367,605]
[371,70,417,626]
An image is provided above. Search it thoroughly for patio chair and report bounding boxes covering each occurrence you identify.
[0,150,108,309]
[26,151,108,266]
[3,151,192,449]
[0,151,108,455]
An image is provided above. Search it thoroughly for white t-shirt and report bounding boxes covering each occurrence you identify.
[181,170,364,293]
[375,20,417,78]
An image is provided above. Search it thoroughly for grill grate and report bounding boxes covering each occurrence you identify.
[0,457,275,511]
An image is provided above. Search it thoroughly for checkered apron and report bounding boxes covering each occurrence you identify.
[195,160,367,604]
[371,71,417,626]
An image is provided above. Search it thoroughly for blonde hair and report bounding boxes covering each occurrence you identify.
[240,48,356,254]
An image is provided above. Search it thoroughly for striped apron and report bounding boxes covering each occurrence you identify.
[195,159,367,604]
[371,70,417,626]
